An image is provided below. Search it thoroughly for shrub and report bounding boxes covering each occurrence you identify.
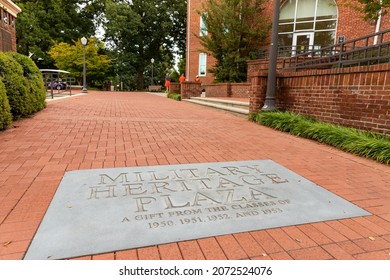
[0,80,12,130]
[167,93,181,101]
[7,52,46,112]
[250,111,390,164]
[0,52,31,119]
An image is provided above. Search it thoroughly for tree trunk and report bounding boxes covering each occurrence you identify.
[137,68,145,90]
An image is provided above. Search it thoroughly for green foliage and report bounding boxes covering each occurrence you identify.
[7,52,46,112]
[0,53,31,120]
[104,0,187,90]
[250,111,390,164]
[342,0,390,20]
[0,53,46,122]
[0,80,12,130]
[198,0,270,82]
[14,0,98,68]
[48,38,112,88]
[357,0,390,20]
[14,0,186,89]
[167,93,181,101]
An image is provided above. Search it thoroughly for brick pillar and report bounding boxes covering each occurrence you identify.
[227,83,232,97]
[181,82,202,99]
[249,73,268,113]
[169,82,180,94]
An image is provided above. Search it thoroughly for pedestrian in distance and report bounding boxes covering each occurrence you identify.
[179,74,186,83]
[165,73,171,93]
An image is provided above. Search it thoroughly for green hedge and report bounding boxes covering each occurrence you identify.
[0,52,46,123]
[249,111,390,164]
[7,52,46,112]
[0,80,12,130]
[0,52,31,119]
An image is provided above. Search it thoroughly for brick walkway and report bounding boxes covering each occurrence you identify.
[0,91,389,260]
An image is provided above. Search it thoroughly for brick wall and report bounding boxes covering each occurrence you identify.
[249,64,390,135]
[231,83,251,98]
[248,75,268,113]
[181,82,202,99]
[337,2,390,42]
[0,20,16,52]
[186,0,216,85]
[0,1,20,52]
[202,83,251,98]
[169,82,181,94]
[205,83,230,97]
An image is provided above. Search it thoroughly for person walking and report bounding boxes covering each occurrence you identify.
[165,73,171,93]
[179,73,186,94]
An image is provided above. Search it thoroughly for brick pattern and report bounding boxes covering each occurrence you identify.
[249,64,390,135]
[0,91,389,260]
[230,83,251,98]
[204,84,230,98]
[204,83,250,98]
[169,82,181,94]
[231,83,251,98]
[186,0,216,84]
[180,81,202,99]
[0,1,19,52]
[248,75,267,113]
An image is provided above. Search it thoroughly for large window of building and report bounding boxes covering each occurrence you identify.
[278,0,338,54]
[199,53,207,76]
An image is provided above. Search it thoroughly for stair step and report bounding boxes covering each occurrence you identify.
[183,98,249,115]
[190,97,249,109]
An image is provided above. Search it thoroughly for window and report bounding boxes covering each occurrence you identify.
[279,0,338,49]
[199,53,207,76]
[200,13,207,36]
[3,10,7,24]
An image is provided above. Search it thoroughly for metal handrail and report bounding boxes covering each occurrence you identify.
[282,28,390,70]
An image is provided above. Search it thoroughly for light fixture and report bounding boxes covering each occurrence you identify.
[81,37,88,94]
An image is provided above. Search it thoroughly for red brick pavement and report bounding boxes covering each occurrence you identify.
[0,91,389,260]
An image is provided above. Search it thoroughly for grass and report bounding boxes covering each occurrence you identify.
[167,93,181,101]
[249,111,390,164]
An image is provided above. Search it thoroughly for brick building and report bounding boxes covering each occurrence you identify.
[0,0,21,52]
[186,0,390,84]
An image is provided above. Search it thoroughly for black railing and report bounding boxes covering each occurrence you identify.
[250,46,298,59]
[282,28,390,70]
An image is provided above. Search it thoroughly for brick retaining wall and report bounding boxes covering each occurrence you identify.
[169,82,181,94]
[248,62,390,135]
[181,82,202,99]
[204,83,251,98]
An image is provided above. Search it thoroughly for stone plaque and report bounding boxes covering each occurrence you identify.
[24,160,370,260]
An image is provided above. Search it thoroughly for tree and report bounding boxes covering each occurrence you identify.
[341,0,390,20]
[48,38,112,88]
[198,0,270,82]
[14,0,98,68]
[104,0,187,90]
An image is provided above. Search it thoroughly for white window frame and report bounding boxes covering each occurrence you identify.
[199,53,207,77]
[292,32,315,56]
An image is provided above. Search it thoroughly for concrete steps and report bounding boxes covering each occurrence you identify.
[183,97,249,115]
